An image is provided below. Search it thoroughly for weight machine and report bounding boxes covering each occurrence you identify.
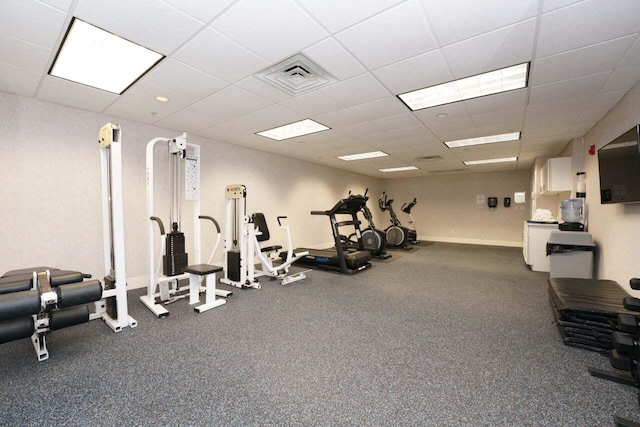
[142,133,229,318]
[221,184,308,288]
[94,123,137,331]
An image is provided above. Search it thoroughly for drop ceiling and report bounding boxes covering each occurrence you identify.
[2,0,640,178]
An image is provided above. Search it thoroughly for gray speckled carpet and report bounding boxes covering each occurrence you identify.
[1,243,637,426]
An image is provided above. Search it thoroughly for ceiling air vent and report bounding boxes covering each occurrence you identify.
[255,54,337,95]
[415,155,443,162]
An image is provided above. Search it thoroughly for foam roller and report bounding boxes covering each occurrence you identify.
[0,317,34,344]
[0,290,40,321]
[49,306,89,330]
[55,280,102,309]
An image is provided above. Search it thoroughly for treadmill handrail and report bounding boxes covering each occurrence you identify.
[311,210,328,215]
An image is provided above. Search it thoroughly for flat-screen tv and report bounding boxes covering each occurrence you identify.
[598,124,640,204]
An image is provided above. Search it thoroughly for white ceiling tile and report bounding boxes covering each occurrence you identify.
[0,0,66,48]
[302,38,367,81]
[0,33,51,73]
[0,62,41,97]
[524,112,579,130]
[525,96,591,121]
[154,110,219,133]
[532,35,636,85]
[38,0,73,11]
[163,0,236,23]
[371,113,422,131]
[536,0,640,57]
[37,76,119,112]
[464,89,528,116]
[443,19,536,79]
[618,36,640,67]
[336,1,436,70]
[320,73,390,107]
[413,102,469,124]
[204,85,272,116]
[145,59,228,99]
[542,0,583,12]
[75,0,204,54]
[425,116,475,138]
[599,64,640,93]
[340,122,383,138]
[184,100,239,125]
[104,99,167,124]
[422,0,538,46]
[576,90,627,123]
[235,76,294,103]
[373,49,451,94]
[280,91,342,116]
[348,97,407,122]
[104,81,197,122]
[315,108,365,128]
[213,0,328,62]
[296,0,405,33]
[471,107,525,128]
[174,28,270,83]
[522,126,567,139]
[528,72,611,105]
[385,126,436,142]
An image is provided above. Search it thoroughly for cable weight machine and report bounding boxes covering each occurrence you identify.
[94,123,137,331]
[142,133,229,318]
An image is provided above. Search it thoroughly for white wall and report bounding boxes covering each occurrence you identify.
[0,92,381,284]
[382,170,531,247]
[576,81,640,290]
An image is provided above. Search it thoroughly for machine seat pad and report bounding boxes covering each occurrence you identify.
[183,264,223,276]
[0,276,33,295]
[2,267,59,278]
[55,280,102,309]
[0,269,84,294]
[0,290,41,321]
[261,245,283,253]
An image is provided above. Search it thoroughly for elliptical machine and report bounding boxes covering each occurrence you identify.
[378,192,417,249]
[344,189,391,260]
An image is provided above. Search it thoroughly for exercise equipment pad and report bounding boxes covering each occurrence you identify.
[548,278,633,352]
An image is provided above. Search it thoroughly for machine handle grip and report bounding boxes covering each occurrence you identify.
[277,216,287,226]
[198,215,220,233]
[150,216,165,235]
[310,210,328,215]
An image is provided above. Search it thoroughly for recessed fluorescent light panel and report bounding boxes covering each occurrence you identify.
[379,166,419,172]
[338,151,389,161]
[256,119,330,141]
[49,18,164,94]
[445,132,521,148]
[398,63,529,111]
[464,157,518,165]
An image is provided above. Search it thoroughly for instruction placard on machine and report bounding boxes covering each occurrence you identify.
[185,155,199,200]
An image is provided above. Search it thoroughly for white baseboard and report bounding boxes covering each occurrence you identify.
[422,236,523,248]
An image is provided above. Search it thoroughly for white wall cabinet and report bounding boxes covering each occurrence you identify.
[540,157,572,194]
[523,221,558,272]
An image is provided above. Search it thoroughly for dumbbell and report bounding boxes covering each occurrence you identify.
[617,279,640,334]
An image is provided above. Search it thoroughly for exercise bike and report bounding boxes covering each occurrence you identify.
[379,192,417,249]
[342,189,391,260]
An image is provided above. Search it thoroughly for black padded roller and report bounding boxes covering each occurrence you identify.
[55,280,102,309]
[1,267,58,278]
[49,306,89,330]
[0,290,41,321]
[0,317,34,344]
[49,271,85,287]
[0,275,34,295]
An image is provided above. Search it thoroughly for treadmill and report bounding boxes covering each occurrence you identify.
[282,194,372,274]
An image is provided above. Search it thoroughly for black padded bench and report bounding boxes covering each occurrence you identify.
[549,277,633,352]
[0,266,102,361]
